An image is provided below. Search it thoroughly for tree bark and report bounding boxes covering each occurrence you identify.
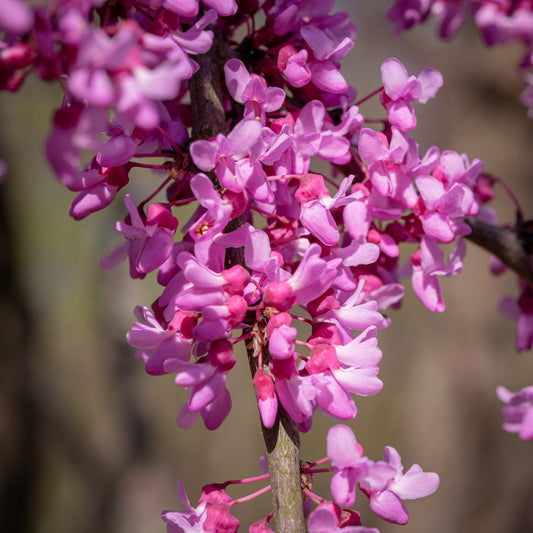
[465,217,533,287]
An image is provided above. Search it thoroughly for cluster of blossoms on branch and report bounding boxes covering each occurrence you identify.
[163,424,438,532]
[1,0,532,531]
[387,0,533,115]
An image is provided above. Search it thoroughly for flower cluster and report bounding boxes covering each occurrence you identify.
[387,0,533,116]
[1,0,530,530]
[162,425,439,531]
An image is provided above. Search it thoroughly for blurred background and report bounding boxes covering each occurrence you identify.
[1,1,533,532]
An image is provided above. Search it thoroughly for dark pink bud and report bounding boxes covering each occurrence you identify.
[263,281,295,311]
[473,173,496,204]
[253,369,275,400]
[223,265,250,295]
[226,295,248,327]
[253,369,278,428]
[208,339,236,372]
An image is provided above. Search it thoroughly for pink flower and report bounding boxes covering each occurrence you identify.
[189,119,263,193]
[224,58,285,124]
[126,306,195,376]
[327,424,368,507]
[360,446,439,525]
[380,57,443,131]
[410,237,465,312]
[499,281,533,351]
[263,244,341,311]
[497,385,533,440]
[163,479,207,533]
[171,340,235,430]
[100,194,178,279]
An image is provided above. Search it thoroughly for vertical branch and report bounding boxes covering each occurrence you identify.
[189,37,305,532]
[248,351,305,532]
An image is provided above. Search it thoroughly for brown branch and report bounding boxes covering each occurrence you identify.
[465,216,533,287]
[189,37,305,532]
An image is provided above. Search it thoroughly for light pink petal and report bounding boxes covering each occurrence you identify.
[190,139,218,171]
[171,361,216,386]
[392,470,439,500]
[411,269,445,312]
[381,58,409,100]
[327,424,360,468]
[188,372,227,411]
[369,490,409,525]
[314,374,357,418]
[100,242,128,270]
[333,367,383,396]
[519,407,533,440]
[416,68,443,103]
[176,403,201,429]
[331,469,356,507]
[224,58,251,102]
[201,387,232,430]
[387,100,416,131]
[300,201,340,246]
[420,212,455,243]
[307,503,340,531]
[309,60,348,93]
[227,119,263,160]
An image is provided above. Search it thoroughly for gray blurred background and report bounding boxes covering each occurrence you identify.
[1,2,533,532]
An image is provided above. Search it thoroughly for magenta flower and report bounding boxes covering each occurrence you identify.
[224,58,285,124]
[278,45,312,88]
[263,244,341,311]
[162,479,208,533]
[499,280,533,351]
[415,175,477,243]
[100,194,178,279]
[361,446,439,525]
[171,340,235,430]
[497,385,533,441]
[327,424,368,507]
[380,57,443,131]
[410,237,465,312]
[126,306,195,376]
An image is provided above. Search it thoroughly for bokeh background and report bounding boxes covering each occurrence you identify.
[1,2,533,532]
